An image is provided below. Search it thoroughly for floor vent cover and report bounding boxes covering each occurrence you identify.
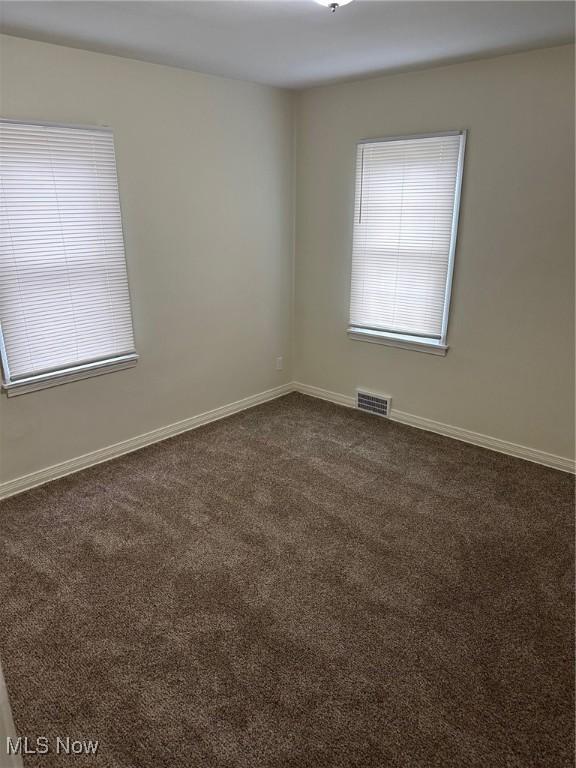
[356,390,391,417]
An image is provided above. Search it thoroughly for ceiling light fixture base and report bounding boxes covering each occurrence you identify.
[315,0,354,12]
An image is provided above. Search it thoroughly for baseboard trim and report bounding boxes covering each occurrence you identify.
[0,383,293,500]
[1,379,573,499]
[390,409,575,474]
[293,382,574,474]
[293,382,356,409]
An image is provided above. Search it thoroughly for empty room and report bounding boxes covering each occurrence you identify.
[0,1,574,766]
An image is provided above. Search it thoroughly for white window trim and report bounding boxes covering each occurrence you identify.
[0,338,138,397]
[347,129,467,354]
[347,327,447,355]
[0,117,138,395]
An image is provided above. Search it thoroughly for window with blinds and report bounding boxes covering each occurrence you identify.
[348,131,466,353]
[0,120,137,395]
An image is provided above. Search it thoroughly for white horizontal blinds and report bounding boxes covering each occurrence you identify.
[0,120,135,382]
[350,133,463,339]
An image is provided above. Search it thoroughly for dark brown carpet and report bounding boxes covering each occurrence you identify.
[0,393,573,768]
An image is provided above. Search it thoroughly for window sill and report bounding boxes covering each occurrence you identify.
[347,328,448,356]
[2,355,138,397]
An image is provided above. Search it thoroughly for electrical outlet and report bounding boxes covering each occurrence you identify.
[276,356,284,371]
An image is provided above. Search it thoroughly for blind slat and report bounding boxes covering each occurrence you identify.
[0,120,136,382]
[349,133,465,340]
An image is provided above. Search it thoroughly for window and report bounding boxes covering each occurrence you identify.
[0,120,137,395]
[348,131,466,354]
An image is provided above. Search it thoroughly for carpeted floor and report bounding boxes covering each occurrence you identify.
[0,393,573,768]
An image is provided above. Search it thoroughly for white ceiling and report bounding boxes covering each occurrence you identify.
[0,1,573,89]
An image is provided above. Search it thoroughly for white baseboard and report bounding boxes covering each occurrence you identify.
[1,379,572,500]
[294,382,356,409]
[0,383,293,501]
[293,381,574,474]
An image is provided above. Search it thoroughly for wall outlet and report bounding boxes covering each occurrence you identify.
[276,356,284,371]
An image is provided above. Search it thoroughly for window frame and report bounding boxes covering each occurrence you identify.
[347,129,467,355]
[0,117,138,396]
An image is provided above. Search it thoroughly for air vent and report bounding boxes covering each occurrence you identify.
[356,389,391,417]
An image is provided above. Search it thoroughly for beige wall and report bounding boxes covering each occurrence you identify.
[0,35,294,483]
[294,45,575,461]
[0,39,573,484]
